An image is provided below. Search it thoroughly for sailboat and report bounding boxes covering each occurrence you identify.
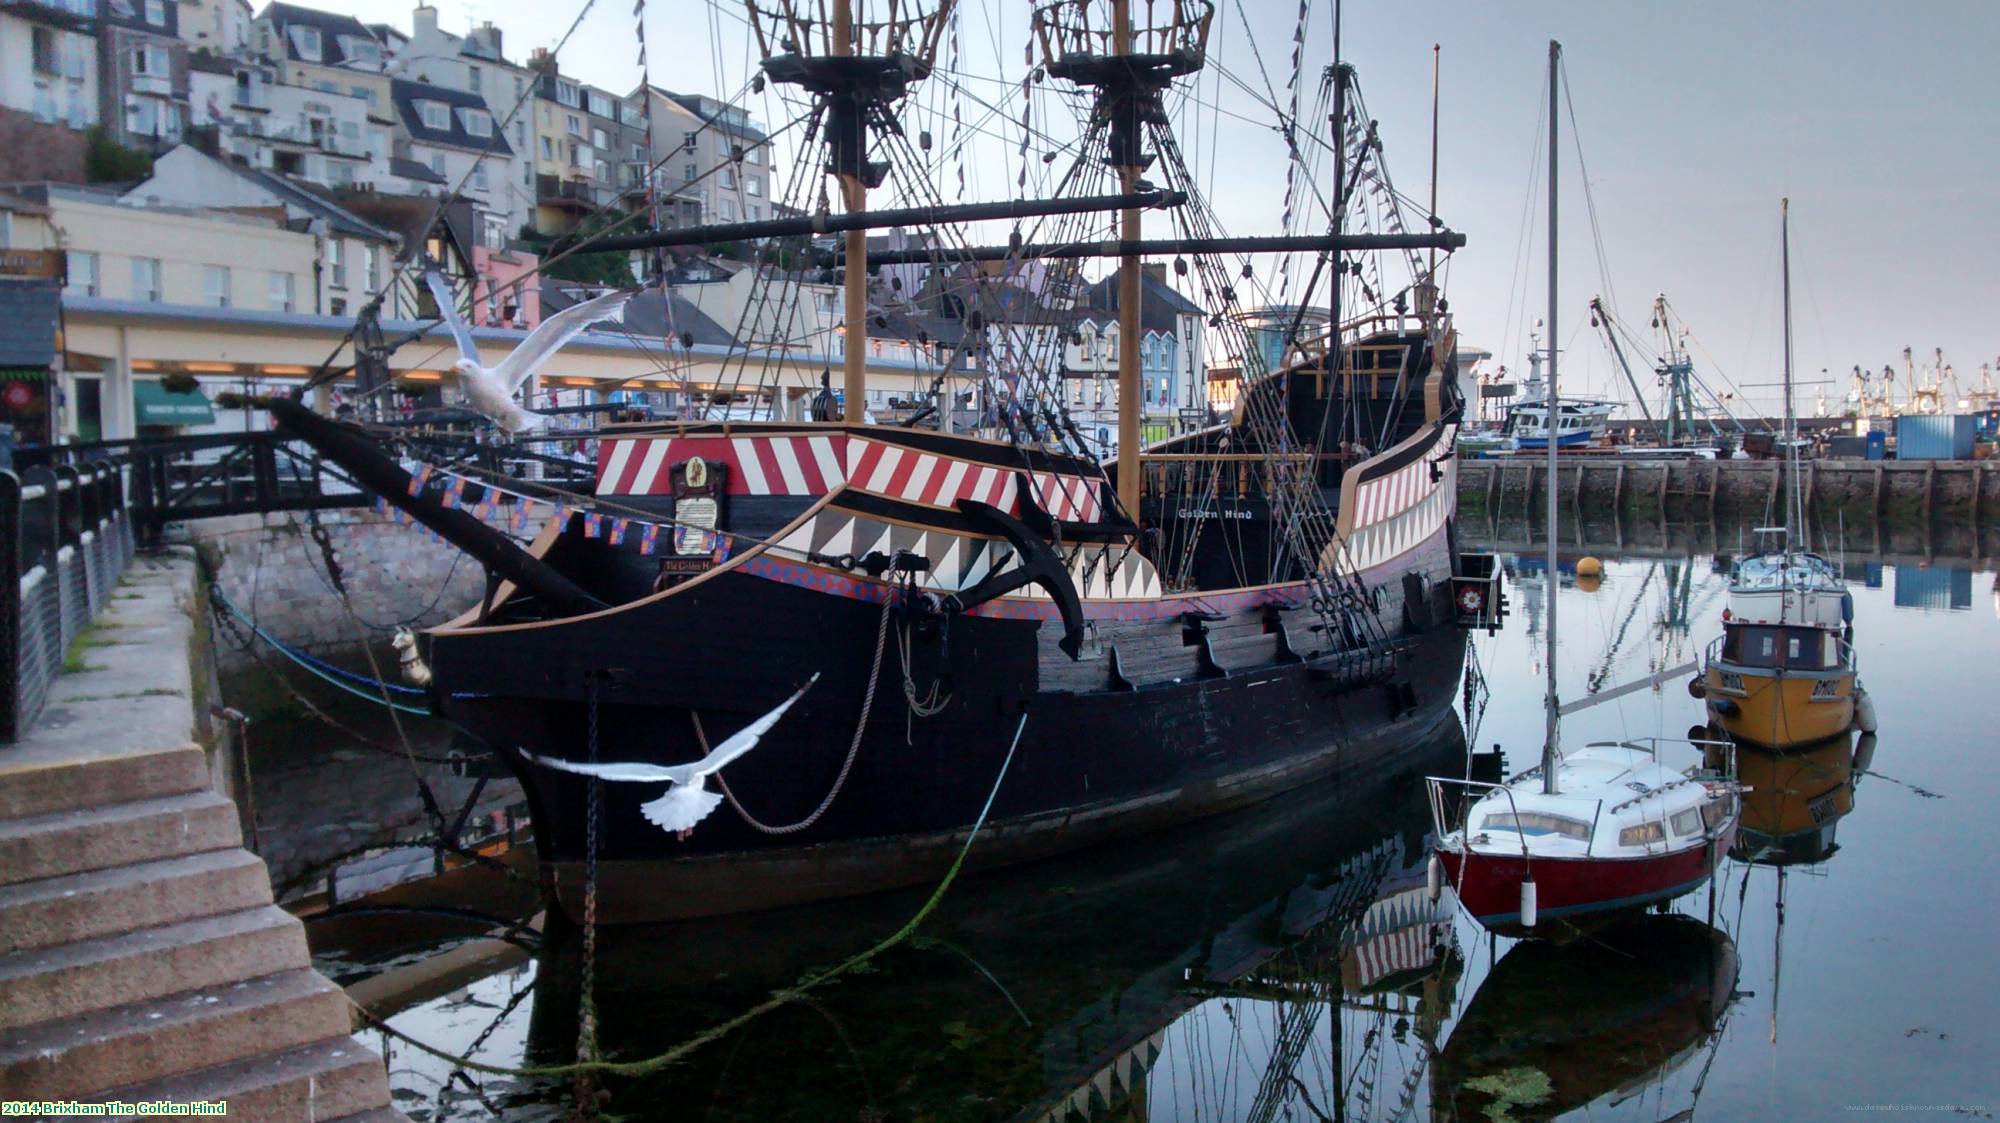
[1425,41,1741,940]
[1698,201,1874,750]
[275,0,1478,923]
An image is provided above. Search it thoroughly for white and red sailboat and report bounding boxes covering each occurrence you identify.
[1425,41,1740,940]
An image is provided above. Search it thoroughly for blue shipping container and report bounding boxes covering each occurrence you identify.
[1894,414,1976,460]
[1866,429,1887,460]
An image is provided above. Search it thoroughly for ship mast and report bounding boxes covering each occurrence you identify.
[1113,0,1143,513]
[1542,39,1561,796]
[745,0,953,423]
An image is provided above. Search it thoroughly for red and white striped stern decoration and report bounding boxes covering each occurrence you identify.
[596,434,1105,522]
[596,435,848,497]
[1349,428,1455,529]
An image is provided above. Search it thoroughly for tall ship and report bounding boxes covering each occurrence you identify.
[277,0,1477,923]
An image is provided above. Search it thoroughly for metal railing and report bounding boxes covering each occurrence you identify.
[1,461,136,742]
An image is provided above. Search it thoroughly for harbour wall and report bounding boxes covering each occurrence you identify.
[191,508,498,679]
[1457,457,1997,527]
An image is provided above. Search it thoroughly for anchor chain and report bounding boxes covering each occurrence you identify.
[571,682,605,1121]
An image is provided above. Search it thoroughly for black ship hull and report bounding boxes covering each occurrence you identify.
[433,518,1464,922]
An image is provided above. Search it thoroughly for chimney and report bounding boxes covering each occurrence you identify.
[528,47,556,78]
[1142,262,1166,286]
[412,3,438,39]
[469,21,501,58]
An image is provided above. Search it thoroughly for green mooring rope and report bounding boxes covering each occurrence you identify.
[354,707,1032,1079]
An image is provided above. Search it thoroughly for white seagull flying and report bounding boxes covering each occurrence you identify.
[519,674,820,835]
[421,269,633,433]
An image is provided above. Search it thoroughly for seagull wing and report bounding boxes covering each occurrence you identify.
[518,747,686,784]
[688,673,821,779]
[422,269,481,365]
[491,288,635,393]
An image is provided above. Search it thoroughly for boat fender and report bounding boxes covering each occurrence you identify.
[1519,877,1537,929]
[1687,676,1707,699]
[1854,687,1878,734]
[1427,854,1442,903]
[1708,697,1740,719]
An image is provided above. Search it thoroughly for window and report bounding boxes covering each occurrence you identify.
[591,127,608,150]
[362,244,378,290]
[1480,810,1591,841]
[459,108,492,138]
[1670,807,1703,837]
[715,134,729,156]
[514,76,524,101]
[32,27,59,76]
[131,44,170,76]
[0,210,8,248]
[65,251,99,298]
[467,64,481,91]
[472,161,488,190]
[682,131,696,153]
[145,0,165,25]
[745,175,761,197]
[327,239,345,288]
[340,36,381,65]
[429,152,445,175]
[419,100,450,130]
[351,84,377,108]
[720,167,736,190]
[290,26,323,63]
[131,258,162,302]
[587,90,612,118]
[269,271,294,312]
[540,136,553,160]
[683,162,695,182]
[719,198,735,221]
[556,80,579,107]
[203,265,231,308]
[745,144,760,165]
[747,204,760,221]
[565,114,582,137]
[1618,821,1665,847]
[331,297,347,316]
[514,121,525,146]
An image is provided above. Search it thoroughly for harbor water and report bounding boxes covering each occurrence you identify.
[297,531,2000,1121]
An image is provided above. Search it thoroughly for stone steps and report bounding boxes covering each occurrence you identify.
[0,552,408,1121]
[0,789,242,888]
[97,1037,393,1123]
[0,967,349,1099]
[0,905,307,1033]
[0,848,273,955]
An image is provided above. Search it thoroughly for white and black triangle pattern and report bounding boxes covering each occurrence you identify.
[768,512,1160,599]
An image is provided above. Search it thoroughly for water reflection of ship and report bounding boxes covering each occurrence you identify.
[1434,914,1739,1122]
[513,725,1468,1122]
[1720,730,1875,867]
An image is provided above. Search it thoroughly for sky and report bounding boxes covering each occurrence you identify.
[334,0,2000,415]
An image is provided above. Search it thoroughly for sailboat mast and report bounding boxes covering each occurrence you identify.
[1542,39,1561,796]
[1113,0,1144,514]
[835,0,869,422]
[1781,197,1800,552]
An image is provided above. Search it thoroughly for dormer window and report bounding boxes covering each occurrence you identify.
[339,36,381,65]
[290,26,323,62]
[459,108,491,138]
[419,100,450,130]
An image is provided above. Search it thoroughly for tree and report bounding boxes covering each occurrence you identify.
[517,211,635,287]
[83,127,153,183]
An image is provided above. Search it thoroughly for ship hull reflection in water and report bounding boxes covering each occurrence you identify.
[1713,728,1873,867]
[515,725,1469,1122]
[1438,914,1739,1122]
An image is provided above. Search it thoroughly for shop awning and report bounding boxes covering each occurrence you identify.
[133,379,216,426]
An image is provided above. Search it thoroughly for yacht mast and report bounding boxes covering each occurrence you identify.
[1542,39,1561,796]
[1781,198,1800,558]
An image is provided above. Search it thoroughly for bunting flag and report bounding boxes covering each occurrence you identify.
[443,477,466,510]
[584,513,603,539]
[373,496,389,516]
[640,523,660,555]
[407,463,434,497]
[555,505,572,530]
[509,503,530,534]
[609,518,629,546]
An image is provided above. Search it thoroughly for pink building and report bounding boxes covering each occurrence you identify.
[471,244,541,329]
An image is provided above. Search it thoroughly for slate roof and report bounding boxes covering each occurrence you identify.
[0,282,61,369]
[386,155,448,184]
[541,282,737,348]
[258,2,380,67]
[215,158,400,243]
[390,78,513,156]
[1080,268,1206,332]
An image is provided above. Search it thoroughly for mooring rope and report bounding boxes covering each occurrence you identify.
[703,598,894,835]
[211,584,430,713]
[351,707,1032,1080]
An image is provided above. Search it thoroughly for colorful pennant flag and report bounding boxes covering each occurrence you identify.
[640,523,659,555]
[406,463,434,497]
[609,518,629,546]
[584,513,603,539]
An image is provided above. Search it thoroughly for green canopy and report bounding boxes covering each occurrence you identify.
[133,380,216,426]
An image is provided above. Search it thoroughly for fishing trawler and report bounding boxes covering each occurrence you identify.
[1699,203,1872,750]
[1426,42,1740,941]
[276,0,1480,922]
[1500,333,1616,449]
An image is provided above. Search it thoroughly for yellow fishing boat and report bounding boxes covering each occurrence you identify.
[1699,540,1870,749]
